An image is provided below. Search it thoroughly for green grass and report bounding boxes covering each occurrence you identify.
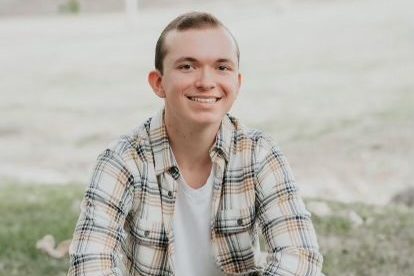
[311,199,414,276]
[0,183,84,276]
[1,183,413,275]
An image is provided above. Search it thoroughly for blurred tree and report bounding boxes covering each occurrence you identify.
[58,0,80,14]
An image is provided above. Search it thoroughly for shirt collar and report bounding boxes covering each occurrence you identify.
[149,108,234,176]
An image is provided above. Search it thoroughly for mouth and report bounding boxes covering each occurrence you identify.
[186,96,222,104]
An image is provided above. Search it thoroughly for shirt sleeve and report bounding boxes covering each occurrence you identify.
[254,136,323,276]
[68,149,135,276]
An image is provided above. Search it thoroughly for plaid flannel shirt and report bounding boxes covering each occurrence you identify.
[68,108,323,275]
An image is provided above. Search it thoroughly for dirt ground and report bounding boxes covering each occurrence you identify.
[1,0,413,205]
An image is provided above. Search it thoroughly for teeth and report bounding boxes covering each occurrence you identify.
[189,97,219,103]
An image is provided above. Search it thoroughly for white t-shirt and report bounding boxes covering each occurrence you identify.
[172,165,224,276]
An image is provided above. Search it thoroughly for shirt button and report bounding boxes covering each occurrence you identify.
[169,166,178,174]
[168,166,180,179]
[167,191,173,198]
[237,218,243,226]
[144,230,150,237]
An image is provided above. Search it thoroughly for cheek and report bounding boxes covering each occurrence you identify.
[223,80,240,96]
[165,75,193,91]
[220,74,239,87]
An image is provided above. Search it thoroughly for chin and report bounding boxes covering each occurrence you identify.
[190,114,223,126]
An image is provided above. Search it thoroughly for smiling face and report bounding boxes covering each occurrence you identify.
[148,27,241,128]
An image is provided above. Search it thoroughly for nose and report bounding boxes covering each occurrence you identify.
[195,68,216,91]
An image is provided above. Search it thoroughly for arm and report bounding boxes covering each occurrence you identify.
[254,137,323,276]
[68,149,135,275]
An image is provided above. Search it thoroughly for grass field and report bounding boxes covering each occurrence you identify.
[1,183,413,275]
[0,183,82,276]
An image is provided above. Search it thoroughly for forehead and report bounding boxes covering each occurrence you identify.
[163,27,238,63]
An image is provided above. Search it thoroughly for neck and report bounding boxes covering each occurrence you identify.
[164,110,220,170]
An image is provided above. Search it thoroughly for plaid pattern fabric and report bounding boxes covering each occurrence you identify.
[68,108,323,275]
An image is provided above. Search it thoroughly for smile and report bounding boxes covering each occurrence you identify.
[187,96,221,104]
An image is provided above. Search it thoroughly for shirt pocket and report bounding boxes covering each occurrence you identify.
[132,218,168,249]
[129,218,171,275]
[214,207,258,274]
[216,207,254,233]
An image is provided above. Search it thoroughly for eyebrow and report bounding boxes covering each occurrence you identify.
[174,57,198,64]
[174,57,236,66]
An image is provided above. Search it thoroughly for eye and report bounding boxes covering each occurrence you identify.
[178,64,194,71]
[217,65,231,71]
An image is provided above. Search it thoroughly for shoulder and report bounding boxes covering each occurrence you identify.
[99,116,153,163]
[227,113,279,153]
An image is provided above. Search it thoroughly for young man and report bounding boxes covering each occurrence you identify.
[68,12,323,276]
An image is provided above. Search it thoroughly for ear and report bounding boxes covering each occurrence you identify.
[236,73,242,95]
[148,70,166,98]
[238,73,242,89]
